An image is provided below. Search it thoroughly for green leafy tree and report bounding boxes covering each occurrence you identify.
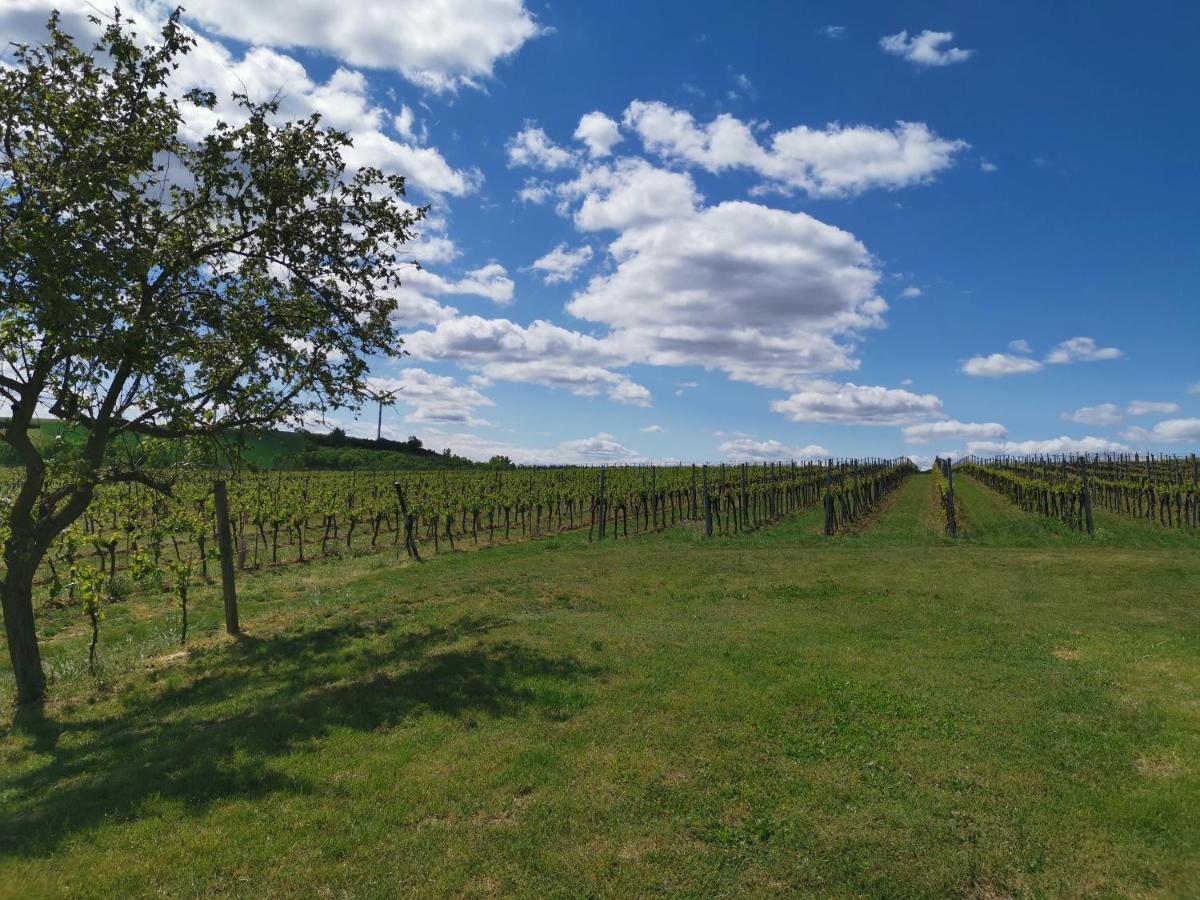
[0,10,424,703]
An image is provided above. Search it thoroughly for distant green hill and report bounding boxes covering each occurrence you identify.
[0,420,479,471]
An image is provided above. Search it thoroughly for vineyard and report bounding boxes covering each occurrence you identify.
[6,449,1199,688]
[3,452,1200,896]
[1,5,1195,894]
[6,451,1199,643]
[956,453,1200,535]
[1,456,914,595]
[3,451,1197,674]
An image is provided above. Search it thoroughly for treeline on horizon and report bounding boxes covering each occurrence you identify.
[0,419,491,472]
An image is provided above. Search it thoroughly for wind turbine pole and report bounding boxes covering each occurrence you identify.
[366,386,400,443]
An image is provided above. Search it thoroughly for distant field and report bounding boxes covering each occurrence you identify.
[2,474,1198,896]
[0,419,308,470]
[0,419,471,470]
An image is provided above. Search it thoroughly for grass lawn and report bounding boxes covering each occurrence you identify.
[2,474,1198,896]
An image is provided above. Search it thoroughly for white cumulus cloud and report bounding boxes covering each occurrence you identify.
[183,0,542,92]
[402,316,651,406]
[1126,400,1179,416]
[507,125,577,170]
[366,369,494,427]
[172,44,478,196]
[446,263,515,305]
[717,439,831,461]
[1045,336,1122,365]
[961,353,1044,377]
[517,179,554,204]
[622,100,967,197]
[566,199,886,389]
[967,436,1129,456]
[1122,419,1200,443]
[573,111,623,158]
[964,337,1122,377]
[530,244,594,284]
[879,30,973,67]
[1061,404,1123,426]
[560,158,702,231]
[770,382,944,426]
[413,429,646,464]
[903,420,1007,444]
[399,262,515,311]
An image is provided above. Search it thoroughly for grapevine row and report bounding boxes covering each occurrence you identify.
[2,458,917,601]
[931,457,958,537]
[956,453,1200,534]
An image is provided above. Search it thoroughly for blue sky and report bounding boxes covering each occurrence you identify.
[6,1,1199,463]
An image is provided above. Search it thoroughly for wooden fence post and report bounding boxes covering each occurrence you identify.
[1080,456,1094,537]
[651,465,658,530]
[702,464,713,537]
[740,463,749,530]
[213,480,240,635]
[598,467,607,541]
[823,461,835,536]
[944,458,958,537]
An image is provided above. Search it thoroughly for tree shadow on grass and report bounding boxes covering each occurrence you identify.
[1,612,598,860]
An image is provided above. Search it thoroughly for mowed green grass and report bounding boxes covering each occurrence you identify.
[2,474,1198,897]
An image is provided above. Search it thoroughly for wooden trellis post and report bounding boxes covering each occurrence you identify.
[943,458,957,537]
[1079,456,1094,537]
[740,463,749,529]
[702,464,712,537]
[651,465,658,530]
[212,480,240,635]
[598,467,608,541]
[823,461,835,535]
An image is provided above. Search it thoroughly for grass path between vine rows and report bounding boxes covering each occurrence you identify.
[2,474,1198,897]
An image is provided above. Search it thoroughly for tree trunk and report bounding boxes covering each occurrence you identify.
[1,540,47,705]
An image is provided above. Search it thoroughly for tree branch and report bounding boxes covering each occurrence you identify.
[100,468,174,497]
